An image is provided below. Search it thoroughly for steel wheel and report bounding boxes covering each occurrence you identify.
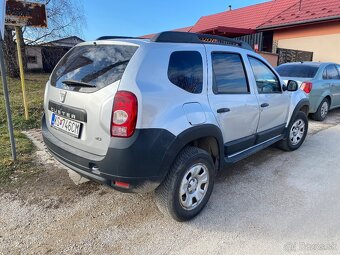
[320,101,329,119]
[179,163,209,211]
[155,147,215,221]
[289,119,305,146]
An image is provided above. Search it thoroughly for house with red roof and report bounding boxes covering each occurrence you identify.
[145,0,340,65]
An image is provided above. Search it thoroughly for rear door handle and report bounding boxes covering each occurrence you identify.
[217,108,230,114]
[261,103,269,108]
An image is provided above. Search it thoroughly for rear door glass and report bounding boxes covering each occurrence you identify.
[51,44,138,92]
[212,52,249,94]
[323,65,340,80]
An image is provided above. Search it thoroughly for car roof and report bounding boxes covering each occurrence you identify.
[279,62,336,67]
[90,32,254,52]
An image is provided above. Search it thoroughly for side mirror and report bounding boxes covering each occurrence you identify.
[286,80,299,92]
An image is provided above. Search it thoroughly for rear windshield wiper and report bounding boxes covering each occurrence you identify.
[62,80,96,87]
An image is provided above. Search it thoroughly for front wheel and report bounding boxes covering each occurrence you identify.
[155,146,215,221]
[277,111,308,151]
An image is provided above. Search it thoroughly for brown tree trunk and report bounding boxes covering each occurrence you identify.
[3,26,19,78]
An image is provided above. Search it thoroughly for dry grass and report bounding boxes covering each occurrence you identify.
[0,73,49,186]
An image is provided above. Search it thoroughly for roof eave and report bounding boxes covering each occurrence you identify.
[258,15,340,31]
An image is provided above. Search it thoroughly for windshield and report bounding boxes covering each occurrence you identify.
[275,64,319,78]
[51,44,138,92]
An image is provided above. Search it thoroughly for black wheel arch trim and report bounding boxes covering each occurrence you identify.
[284,98,309,138]
[291,99,309,121]
[159,124,224,181]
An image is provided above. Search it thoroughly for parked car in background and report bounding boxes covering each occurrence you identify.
[276,62,340,121]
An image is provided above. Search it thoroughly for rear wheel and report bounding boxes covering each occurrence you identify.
[311,98,329,121]
[277,111,308,151]
[155,146,215,221]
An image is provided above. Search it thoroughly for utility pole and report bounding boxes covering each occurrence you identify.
[15,26,29,120]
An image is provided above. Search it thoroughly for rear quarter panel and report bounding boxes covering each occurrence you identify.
[308,79,331,113]
[119,43,220,137]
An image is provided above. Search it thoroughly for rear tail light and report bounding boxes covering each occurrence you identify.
[111,91,138,138]
[301,82,313,94]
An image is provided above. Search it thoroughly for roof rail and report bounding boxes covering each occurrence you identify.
[96,36,141,40]
[151,31,253,51]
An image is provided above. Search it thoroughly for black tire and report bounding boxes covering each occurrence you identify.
[311,98,329,121]
[155,146,215,222]
[277,111,308,151]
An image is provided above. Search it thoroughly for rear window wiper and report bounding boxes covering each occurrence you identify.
[62,80,96,87]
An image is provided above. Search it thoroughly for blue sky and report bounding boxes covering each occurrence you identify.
[82,0,269,40]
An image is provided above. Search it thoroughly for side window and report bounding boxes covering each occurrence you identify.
[212,53,249,94]
[168,51,203,94]
[323,68,328,79]
[337,66,340,80]
[248,56,281,94]
[323,65,340,80]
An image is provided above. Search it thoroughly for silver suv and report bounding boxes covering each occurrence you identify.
[42,32,309,221]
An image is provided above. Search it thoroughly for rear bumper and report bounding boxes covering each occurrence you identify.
[42,114,176,193]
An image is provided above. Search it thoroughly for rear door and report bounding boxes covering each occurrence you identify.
[336,65,340,107]
[44,41,139,156]
[324,64,340,107]
[246,55,289,139]
[207,48,260,156]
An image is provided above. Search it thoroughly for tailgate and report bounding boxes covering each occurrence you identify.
[43,42,139,156]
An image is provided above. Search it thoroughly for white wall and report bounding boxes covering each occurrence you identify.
[277,33,340,63]
[25,46,43,70]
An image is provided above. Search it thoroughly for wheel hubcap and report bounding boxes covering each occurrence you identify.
[179,163,209,210]
[290,119,305,146]
[320,101,329,118]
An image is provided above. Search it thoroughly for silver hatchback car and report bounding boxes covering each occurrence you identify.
[276,62,340,121]
[42,31,309,221]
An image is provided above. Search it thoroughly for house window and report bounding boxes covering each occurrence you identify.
[27,56,37,64]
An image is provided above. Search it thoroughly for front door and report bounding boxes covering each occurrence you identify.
[246,55,289,140]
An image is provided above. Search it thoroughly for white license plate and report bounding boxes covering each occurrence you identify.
[51,113,82,138]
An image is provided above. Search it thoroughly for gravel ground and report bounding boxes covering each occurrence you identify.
[1,109,340,255]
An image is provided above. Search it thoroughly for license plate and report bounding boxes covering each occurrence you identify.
[51,113,82,138]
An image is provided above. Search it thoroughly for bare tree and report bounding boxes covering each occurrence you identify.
[3,26,21,77]
[24,0,86,45]
[2,0,86,77]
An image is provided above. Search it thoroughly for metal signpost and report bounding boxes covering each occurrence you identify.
[5,0,47,120]
[1,0,16,160]
[1,0,47,161]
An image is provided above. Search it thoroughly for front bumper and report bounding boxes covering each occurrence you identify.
[42,114,176,193]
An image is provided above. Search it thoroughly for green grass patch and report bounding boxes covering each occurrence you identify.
[0,73,49,186]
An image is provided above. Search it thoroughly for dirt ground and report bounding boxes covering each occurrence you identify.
[1,109,340,255]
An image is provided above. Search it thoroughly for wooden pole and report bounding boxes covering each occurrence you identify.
[15,26,29,120]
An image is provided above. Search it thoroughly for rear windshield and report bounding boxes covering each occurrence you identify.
[275,64,319,78]
[51,44,138,92]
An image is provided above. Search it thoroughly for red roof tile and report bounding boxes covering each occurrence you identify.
[141,0,340,38]
[259,0,340,29]
[190,0,299,32]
